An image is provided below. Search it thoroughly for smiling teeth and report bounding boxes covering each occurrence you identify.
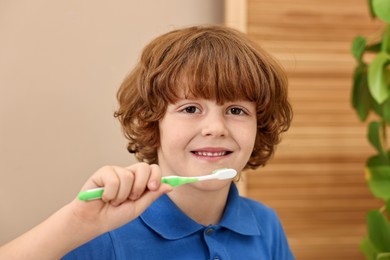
[194,151,226,156]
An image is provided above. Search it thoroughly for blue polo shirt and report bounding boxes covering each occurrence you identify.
[63,184,294,259]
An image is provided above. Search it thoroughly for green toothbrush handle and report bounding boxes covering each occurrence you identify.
[77,178,197,201]
[161,177,198,187]
[78,187,104,201]
[78,176,203,200]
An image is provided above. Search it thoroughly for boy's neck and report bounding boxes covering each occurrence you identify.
[166,184,230,226]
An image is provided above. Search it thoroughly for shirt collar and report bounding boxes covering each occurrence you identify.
[219,183,261,236]
[140,183,261,240]
[140,194,203,240]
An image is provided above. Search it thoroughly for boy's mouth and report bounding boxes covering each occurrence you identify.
[191,150,232,157]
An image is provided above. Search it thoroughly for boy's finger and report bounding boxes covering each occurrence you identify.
[111,167,134,205]
[147,164,162,191]
[127,164,151,200]
[96,166,120,202]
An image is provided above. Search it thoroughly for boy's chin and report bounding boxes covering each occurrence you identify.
[190,179,232,191]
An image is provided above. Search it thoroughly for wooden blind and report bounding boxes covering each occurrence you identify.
[244,0,383,259]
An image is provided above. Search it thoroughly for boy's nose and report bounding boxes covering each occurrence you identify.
[200,113,228,137]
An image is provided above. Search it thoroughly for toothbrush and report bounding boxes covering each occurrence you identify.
[78,168,237,201]
[161,168,237,187]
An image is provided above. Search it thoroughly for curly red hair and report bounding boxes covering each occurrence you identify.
[114,25,292,169]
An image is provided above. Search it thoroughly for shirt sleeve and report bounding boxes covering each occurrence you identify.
[61,232,116,260]
[270,209,295,260]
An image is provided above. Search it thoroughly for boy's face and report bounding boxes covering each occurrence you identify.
[157,95,257,190]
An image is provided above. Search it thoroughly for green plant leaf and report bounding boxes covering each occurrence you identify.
[352,36,367,61]
[367,153,390,167]
[387,199,390,214]
[368,0,377,18]
[383,98,390,123]
[367,210,390,252]
[377,253,390,260]
[367,165,390,199]
[382,26,390,53]
[352,64,371,121]
[368,52,390,104]
[360,236,379,260]
[367,42,382,53]
[372,0,390,23]
[368,121,386,155]
[371,95,384,117]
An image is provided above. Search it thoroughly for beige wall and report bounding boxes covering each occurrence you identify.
[0,0,223,244]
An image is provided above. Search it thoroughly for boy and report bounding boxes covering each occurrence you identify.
[0,25,294,259]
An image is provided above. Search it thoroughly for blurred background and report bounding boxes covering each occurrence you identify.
[0,0,223,244]
[0,0,383,259]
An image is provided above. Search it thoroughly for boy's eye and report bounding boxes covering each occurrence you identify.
[228,107,246,115]
[182,106,199,113]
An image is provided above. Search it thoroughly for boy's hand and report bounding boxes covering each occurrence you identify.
[69,163,172,235]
